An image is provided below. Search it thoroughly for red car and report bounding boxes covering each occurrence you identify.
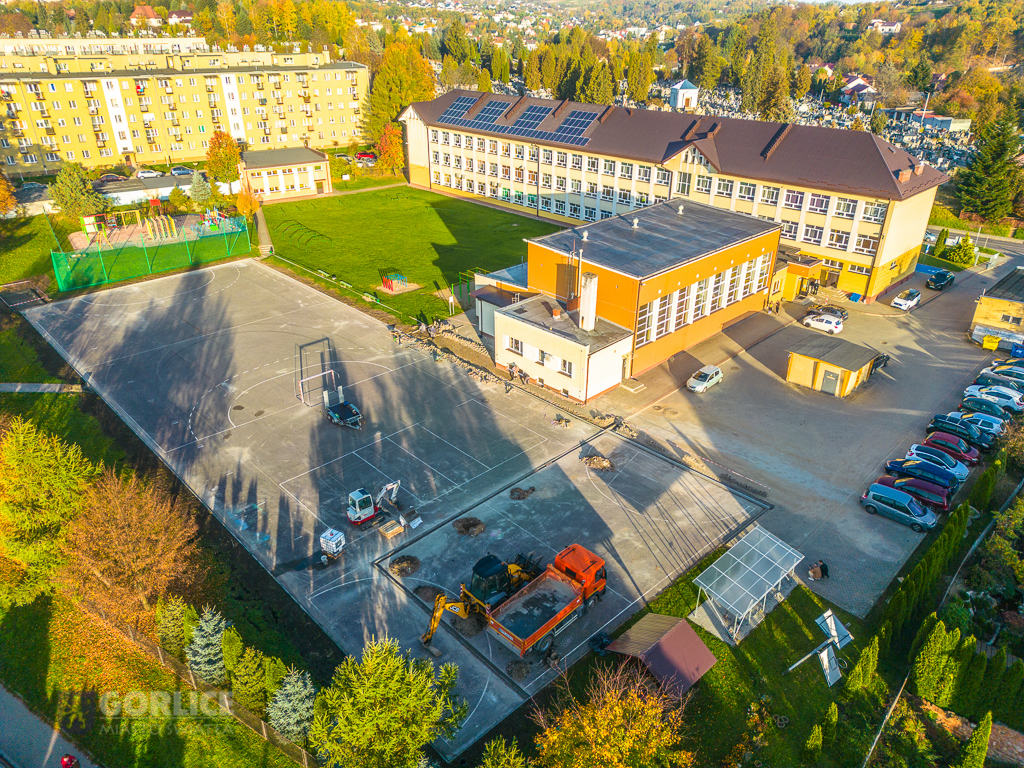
[874,475,951,512]
[355,151,376,160]
[923,432,980,465]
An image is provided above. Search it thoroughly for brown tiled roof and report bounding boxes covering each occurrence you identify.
[607,614,717,694]
[405,90,948,201]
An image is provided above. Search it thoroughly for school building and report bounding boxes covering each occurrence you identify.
[238,147,332,202]
[400,90,947,302]
[476,199,781,401]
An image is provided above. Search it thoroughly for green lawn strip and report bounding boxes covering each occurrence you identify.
[263,187,561,323]
[917,252,969,272]
[0,595,296,768]
[640,549,872,765]
[0,216,60,286]
[0,325,60,384]
[928,204,1015,239]
[0,393,124,465]
[330,174,406,192]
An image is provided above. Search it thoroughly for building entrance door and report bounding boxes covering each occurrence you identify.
[821,369,840,396]
[316,181,324,194]
[825,269,841,288]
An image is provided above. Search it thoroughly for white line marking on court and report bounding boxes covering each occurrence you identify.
[419,425,489,469]
[280,423,420,483]
[383,437,460,488]
[350,453,425,506]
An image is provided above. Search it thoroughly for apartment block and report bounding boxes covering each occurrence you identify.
[400,91,948,302]
[0,37,367,175]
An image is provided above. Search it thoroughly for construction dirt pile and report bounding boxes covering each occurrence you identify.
[451,612,487,637]
[414,585,443,604]
[506,660,531,681]
[453,517,486,537]
[388,555,421,578]
[509,486,535,500]
[581,455,614,471]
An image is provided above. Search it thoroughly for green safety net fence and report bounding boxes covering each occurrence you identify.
[48,213,251,292]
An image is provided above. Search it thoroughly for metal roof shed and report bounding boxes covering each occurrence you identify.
[694,525,803,642]
[607,614,717,694]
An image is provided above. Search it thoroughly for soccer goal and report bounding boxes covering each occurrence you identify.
[293,339,336,406]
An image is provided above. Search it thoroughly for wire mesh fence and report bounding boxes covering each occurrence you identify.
[46,212,251,292]
[83,601,318,767]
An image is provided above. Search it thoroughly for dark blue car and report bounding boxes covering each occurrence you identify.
[885,458,960,492]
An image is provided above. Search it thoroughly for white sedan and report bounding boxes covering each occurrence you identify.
[686,364,723,393]
[136,168,163,179]
[801,314,843,334]
[891,289,921,311]
[964,385,1024,412]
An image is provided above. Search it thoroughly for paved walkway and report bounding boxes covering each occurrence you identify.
[0,684,100,768]
[0,383,82,393]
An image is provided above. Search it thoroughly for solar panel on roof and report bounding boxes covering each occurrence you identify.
[438,95,476,121]
[555,109,599,137]
[513,105,552,131]
[436,99,595,147]
[473,100,510,124]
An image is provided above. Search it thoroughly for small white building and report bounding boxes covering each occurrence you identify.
[670,80,699,110]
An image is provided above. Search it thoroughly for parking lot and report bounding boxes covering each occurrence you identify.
[609,266,1001,616]
[25,260,765,757]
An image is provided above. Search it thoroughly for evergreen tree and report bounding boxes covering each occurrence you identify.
[870,109,887,134]
[911,620,949,699]
[758,66,792,122]
[910,613,940,664]
[186,606,228,685]
[935,633,971,708]
[823,702,839,744]
[232,647,268,716]
[441,22,472,63]
[908,58,932,92]
[50,162,108,221]
[189,169,212,209]
[793,65,812,99]
[977,646,1006,720]
[947,235,976,266]
[268,667,316,744]
[222,626,244,674]
[525,50,542,91]
[362,43,435,144]
[887,590,908,638]
[804,724,823,763]
[957,110,1021,222]
[729,29,747,87]
[691,35,718,91]
[265,656,288,700]
[953,711,992,768]
[479,736,527,768]
[994,660,1024,726]
[156,596,189,660]
[183,602,200,648]
[540,50,556,91]
[954,650,987,719]
[741,14,777,113]
[934,228,950,259]
[846,636,879,692]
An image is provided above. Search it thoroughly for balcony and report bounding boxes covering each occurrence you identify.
[275,97,283,105]
[140,105,149,113]
[146,135,156,144]
[167,102,176,111]
[0,93,12,102]
[170,118,179,127]
[10,128,24,138]
[280,127,288,134]
[33,91,45,101]
[205,86,215,93]
[263,128,271,135]
[44,126,55,136]
[259,98,267,106]
[255,82,264,90]
[88,107,98,115]
[92,125,103,133]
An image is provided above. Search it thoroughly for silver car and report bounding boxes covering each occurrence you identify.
[948,411,1005,436]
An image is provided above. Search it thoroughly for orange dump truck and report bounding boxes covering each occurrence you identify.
[486,544,606,657]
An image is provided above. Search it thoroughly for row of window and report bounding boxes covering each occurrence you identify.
[9,71,358,97]
[679,172,887,222]
[505,338,574,377]
[772,219,878,255]
[635,256,772,347]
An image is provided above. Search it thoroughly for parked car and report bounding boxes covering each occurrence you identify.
[170,166,193,176]
[922,432,980,465]
[686,364,723,393]
[95,174,126,182]
[927,415,994,451]
[20,181,46,189]
[874,475,952,512]
[948,411,1005,437]
[964,385,1024,412]
[136,168,163,178]
[801,314,843,334]
[960,396,1008,420]
[355,151,376,160]
[987,365,1024,383]
[975,371,1024,393]
[860,483,939,532]
[808,304,849,320]
[926,270,955,290]
[992,357,1024,368]
[891,289,922,311]
[884,458,960,491]
[905,444,970,481]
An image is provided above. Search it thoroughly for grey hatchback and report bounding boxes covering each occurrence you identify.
[860,483,938,532]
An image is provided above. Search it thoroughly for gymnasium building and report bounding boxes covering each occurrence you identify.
[474,200,781,401]
[399,90,947,303]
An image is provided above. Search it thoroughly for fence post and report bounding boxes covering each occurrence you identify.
[261,720,268,740]
[99,250,109,283]
[185,231,193,265]
[142,240,152,273]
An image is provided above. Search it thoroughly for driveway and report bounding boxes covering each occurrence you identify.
[617,263,1004,616]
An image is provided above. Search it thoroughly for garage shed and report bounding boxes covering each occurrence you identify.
[786,334,880,397]
[606,614,716,694]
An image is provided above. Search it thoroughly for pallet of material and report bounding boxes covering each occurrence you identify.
[379,521,405,539]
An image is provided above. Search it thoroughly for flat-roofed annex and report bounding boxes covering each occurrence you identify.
[529,200,780,280]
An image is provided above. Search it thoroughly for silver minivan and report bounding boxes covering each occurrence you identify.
[859,483,938,532]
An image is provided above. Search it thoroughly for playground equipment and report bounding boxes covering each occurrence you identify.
[81,210,143,248]
[381,271,408,292]
[145,214,177,241]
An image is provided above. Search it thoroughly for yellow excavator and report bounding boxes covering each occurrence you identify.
[421,551,541,649]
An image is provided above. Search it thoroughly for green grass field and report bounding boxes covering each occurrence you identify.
[263,187,562,322]
[0,216,60,287]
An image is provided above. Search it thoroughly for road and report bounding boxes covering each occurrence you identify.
[0,684,100,768]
